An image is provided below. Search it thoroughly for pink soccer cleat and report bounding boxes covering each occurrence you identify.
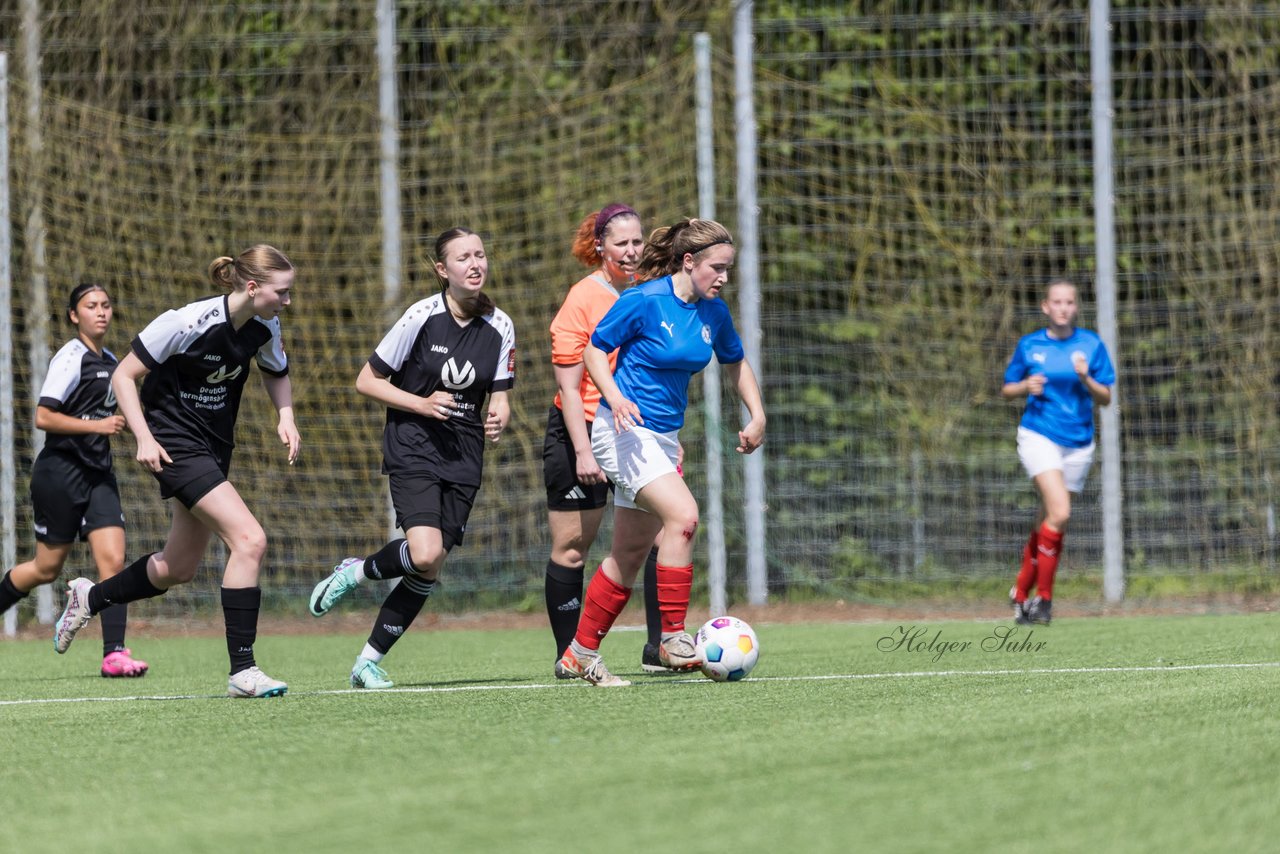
[101,648,149,678]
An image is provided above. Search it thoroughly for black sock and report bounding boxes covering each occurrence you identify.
[88,554,164,614]
[100,603,129,656]
[545,560,584,659]
[643,546,661,647]
[0,570,29,615]
[222,587,261,675]
[368,575,435,655]
[362,539,413,580]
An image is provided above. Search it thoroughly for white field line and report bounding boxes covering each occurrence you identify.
[2,660,1278,707]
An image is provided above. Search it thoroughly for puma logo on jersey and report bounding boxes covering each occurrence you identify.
[441,358,476,389]
[660,320,676,337]
[1032,352,1047,363]
[206,364,244,384]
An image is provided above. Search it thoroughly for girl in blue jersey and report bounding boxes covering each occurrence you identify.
[307,227,515,690]
[556,218,766,687]
[0,283,148,677]
[1002,280,1114,625]
[54,246,301,698]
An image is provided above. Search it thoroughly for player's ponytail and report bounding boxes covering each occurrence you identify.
[635,218,732,281]
[209,245,294,292]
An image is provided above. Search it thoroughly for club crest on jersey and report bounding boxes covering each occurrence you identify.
[104,387,117,408]
[206,364,244,384]
[701,324,711,344]
[441,358,476,389]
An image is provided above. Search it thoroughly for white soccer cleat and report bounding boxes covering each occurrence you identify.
[227,666,288,698]
[53,578,96,654]
[556,643,631,688]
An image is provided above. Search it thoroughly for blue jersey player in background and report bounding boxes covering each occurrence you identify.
[1002,279,1115,626]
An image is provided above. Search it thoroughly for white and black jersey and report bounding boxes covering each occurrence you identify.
[132,295,288,454]
[36,339,119,472]
[369,293,516,485]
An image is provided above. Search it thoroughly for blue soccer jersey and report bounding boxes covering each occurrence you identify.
[590,276,745,433]
[1004,327,1115,448]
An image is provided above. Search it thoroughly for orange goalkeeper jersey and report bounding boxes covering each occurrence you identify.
[550,272,620,422]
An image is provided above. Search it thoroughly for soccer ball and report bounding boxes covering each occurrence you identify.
[694,616,760,682]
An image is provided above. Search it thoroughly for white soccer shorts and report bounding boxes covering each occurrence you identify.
[591,413,680,511]
[1017,426,1095,494]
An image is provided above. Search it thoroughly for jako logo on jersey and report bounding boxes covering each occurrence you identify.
[441,358,476,389]
[206,365,244,384]
[660,320,676,337]
[701,324,712,344]
[431,344,449,354]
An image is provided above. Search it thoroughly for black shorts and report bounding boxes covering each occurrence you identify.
[153,447,232,510]
[30,453,125,545]
[388,472,479,551]
[543,405,611,512]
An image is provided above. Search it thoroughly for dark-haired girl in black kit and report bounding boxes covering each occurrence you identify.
[0,283,148,677]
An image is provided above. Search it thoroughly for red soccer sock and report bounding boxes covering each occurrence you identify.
[572,568,632,652]
[1013,528,1039,603]
[656,562,693,633]
[1035,524,1064,601]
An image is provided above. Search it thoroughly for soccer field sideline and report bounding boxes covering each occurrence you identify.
[5,657,1278,707]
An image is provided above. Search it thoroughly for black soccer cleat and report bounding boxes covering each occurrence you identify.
[1025,596,1052,625]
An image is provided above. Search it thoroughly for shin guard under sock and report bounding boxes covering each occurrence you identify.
[222,586,262,675]
[643,546,661,647]
[368,575,435,655]
[572,569,631,652]
[362,539,414,581]
[655,562,693,634]
[89,554,164,614]
[0,571,28,615]
[1035,524,1064,600]
[544,560,584,659]
[1014,529,1039,602]
[99,603,129,656]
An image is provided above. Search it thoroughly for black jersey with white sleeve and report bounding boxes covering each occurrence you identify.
[368,293,516,485]
[36,339,119,472]
[132,295,288,454]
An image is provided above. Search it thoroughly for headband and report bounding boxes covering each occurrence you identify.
[594,204,639,241]
[685,238,733,257]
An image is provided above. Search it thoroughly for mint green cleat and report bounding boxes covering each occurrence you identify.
[309,558,362,617]
[350,657,394,690]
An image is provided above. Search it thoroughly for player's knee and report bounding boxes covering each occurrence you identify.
[231,526,269,564]
[1046,507,1071,529]
[408,543,444,576]
[31,561,63,585]
[94,550,126,578]
[669,508,699,542]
